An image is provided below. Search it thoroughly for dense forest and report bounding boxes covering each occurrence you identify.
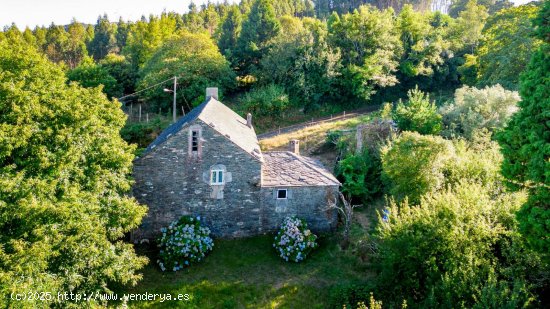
[0,0,540,114]
[0,0,548,307]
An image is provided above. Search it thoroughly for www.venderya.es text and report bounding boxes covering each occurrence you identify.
[10,291,190,303]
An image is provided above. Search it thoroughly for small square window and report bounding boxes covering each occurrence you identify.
[210,170,224,185]
[277,189,287,199]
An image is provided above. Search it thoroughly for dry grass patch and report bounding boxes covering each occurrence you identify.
[259,115,373,152]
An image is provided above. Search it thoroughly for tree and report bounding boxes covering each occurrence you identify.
[138,32,236,111]
[183,2,205,32]
[235,0,280,73]
[328,6,401,102]
[393,86,442,135]
[203,2,221,36]
[123,14,178,68]
[217,5,242,60]
[449,0,513,18]
[115,17,131,52]
[440,85,520,139]
[88,14,118,60]
[497,0,550,260]
[43,23,69,65]
[259,16,341,110]
[451,0,489,54]
[397,5,447,78]
[65,19,89,69]
[99,53,137,95]
[326,192,361,249]
[67,56,121,98]
[0,37,147,308]
[475,4,542,90]
[241,84,289,117]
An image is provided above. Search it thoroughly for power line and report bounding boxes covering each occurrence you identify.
[117,76,175,101]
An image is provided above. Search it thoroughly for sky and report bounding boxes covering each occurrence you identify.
[1,0,535,29]
[0,0,214,29]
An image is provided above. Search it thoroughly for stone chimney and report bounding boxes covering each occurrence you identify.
[246,113,253,128]
[206,87,218,100]
[289,139,300,155]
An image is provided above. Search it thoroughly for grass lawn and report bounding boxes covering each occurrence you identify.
[119,229,373,308]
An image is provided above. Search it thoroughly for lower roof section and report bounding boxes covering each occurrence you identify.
[261,151,341,187]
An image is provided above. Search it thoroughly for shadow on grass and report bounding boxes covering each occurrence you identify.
[118,234,371,308]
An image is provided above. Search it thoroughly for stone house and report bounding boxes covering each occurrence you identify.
[132,88,340,239]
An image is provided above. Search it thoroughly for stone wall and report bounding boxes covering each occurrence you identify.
[259,186,339,234]
[132,118,339,241]
[132,118,263,240]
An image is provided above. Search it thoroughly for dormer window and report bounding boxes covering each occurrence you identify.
[210,169,224,185]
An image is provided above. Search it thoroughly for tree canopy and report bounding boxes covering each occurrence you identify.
[138,31,236,111]
[0,37,147,307]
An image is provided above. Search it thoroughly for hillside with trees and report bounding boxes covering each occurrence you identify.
[0,0,548,308]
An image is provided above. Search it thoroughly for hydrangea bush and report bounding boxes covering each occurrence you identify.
[157,215,213,272]
[273,217,318,262]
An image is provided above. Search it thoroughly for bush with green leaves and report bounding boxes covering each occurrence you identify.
[241,84,290,117]
[381,132,454,204]
[374,182,539,308]
[273,217,317,262]
[381,131,505,204]
[157,216,214,272]
[337,149,383,203]
[120,117,171,149]
[393,86,442,135]
[440,85,520,139]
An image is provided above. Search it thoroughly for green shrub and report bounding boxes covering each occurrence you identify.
[157,216,214,272]
[381,132,453,204]
[393,86,442,135]
[336,150,383,203]
[328,283,375,309]
[120,117,171,148]
[374,182,537,308]
[241,84,289,117]
[440,85,520,139]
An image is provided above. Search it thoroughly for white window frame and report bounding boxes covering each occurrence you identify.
[277,189,288,199]
[210,169,225,185]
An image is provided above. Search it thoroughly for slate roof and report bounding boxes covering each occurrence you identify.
[142,97,263,161]
[261,152,341,187]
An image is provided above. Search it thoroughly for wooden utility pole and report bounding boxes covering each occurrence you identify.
[172,76,177,123]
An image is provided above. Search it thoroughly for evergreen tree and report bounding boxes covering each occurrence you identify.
[88,14,118,60]
[497,0,550,261]
[217,5,242,60]
[116,17,131,52]
[235,0,280,73]
[44,23,69,64]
